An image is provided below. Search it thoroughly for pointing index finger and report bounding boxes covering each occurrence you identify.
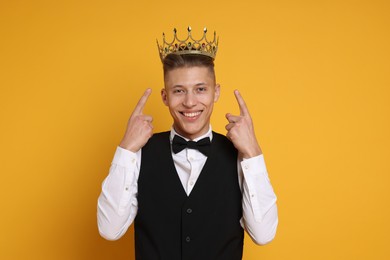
[133,88,152,115]
[234,90,250,116]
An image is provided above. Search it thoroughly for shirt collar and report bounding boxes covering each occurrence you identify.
[170,125,213,143]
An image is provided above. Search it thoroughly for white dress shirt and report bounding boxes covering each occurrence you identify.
[97,126,278,245]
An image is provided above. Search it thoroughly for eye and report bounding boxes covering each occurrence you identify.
[173,89,185,94]
[197,87,207,92]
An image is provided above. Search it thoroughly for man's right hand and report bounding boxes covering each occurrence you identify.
[119,88,153,152]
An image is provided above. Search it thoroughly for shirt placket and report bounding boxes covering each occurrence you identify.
[186,149,197,195]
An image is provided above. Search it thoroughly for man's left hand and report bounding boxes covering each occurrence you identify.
[225,90,262,159]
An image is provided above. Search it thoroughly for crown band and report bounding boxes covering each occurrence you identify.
[157,26,218,61]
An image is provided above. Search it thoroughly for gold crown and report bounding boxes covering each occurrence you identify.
[157,26,218,61]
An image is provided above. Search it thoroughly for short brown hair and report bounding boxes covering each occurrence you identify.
[162,54,215,81]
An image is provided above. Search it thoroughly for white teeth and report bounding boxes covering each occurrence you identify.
[183,111,201,117]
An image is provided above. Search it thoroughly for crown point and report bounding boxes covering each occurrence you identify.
[204,27,207,33]
[173,28,177,33]
[187,26,192,32]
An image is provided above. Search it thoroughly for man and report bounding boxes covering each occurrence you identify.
[97,27,278,260]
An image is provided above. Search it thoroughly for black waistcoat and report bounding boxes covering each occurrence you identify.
[135,131,244,260]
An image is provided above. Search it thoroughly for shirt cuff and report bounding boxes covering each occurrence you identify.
[241,154,268,178]
[112,146,138,168]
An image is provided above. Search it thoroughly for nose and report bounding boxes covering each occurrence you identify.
[183,92,197,107]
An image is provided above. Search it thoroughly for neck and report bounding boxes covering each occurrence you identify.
[172,126,211,141]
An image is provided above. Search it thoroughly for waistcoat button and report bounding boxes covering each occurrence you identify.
[187,208,192,214]
[185,236,191,242]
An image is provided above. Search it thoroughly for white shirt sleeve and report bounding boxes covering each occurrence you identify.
[97,146,141,240]
[239,154,278,245]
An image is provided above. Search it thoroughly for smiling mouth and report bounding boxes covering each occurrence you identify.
[180,111,202,118]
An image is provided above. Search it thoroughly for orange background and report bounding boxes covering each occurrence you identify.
[1,0,389,259]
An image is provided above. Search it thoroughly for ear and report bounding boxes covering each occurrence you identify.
[214,84,221,103]
[161,88,169,106]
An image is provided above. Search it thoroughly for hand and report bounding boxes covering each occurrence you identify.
[225,90,262,159]
[119,88,153,152]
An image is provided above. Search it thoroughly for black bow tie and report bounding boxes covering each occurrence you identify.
[172,135,211,156]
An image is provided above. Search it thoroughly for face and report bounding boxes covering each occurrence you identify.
[161,66,220,140]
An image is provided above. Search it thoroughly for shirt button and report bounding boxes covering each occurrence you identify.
[244,164,249,170]
[185,236,191,242]
[189,181,194,186]
[131,158,135,164]
[189,157,194,161]
[187,208,192,214]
